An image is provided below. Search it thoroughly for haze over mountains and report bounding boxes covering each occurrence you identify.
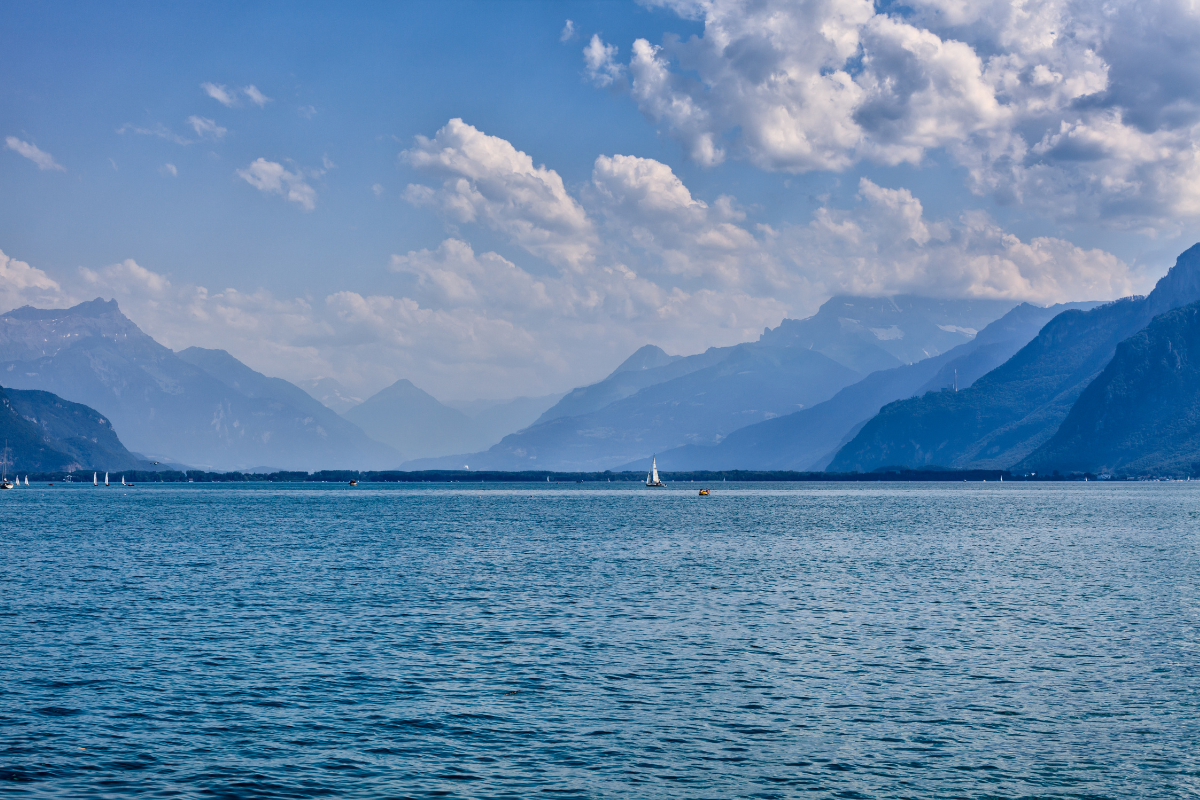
[340,380,561,462]
[9,243,1200,478]
[642,300,1101,472]
[0,299,566,470]
[298,378,363,415]
[406,296,1019,471]
[830,244,1200,474]
[0,300,398,471]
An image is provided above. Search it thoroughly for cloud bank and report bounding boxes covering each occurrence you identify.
[5,114,1152,399]
[7,118,1133,400]
[596,0,1200,228]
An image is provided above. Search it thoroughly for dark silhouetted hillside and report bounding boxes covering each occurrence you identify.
[1,385,150,472]
[1021,301,1200,475]
[829,244,1200,472]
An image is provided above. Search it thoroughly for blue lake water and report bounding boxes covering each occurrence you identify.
[1,481,1198,798]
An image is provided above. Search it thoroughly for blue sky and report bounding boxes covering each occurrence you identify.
[4,0,1200,400]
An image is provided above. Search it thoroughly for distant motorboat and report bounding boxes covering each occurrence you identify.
[645,456,665,487]
[349,479,358,486]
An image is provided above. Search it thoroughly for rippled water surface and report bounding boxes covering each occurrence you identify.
[2,481,1199,798]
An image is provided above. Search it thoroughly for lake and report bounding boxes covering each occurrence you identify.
[2,481,1197,798]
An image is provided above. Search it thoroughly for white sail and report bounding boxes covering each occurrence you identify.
[646,455,664,486]
[24,476,29,486]
[105,472,109,486]
[121,476,126,486]
[94,472,98,486]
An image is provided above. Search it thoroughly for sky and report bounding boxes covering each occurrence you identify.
[4,0,1200,401]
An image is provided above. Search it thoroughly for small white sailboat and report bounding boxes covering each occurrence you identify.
[645,455,665,487]
[24,475,28,486]
[120,475,126,486]
[94,472,98,486]
[105,472,110,487]
[1,441,13,490]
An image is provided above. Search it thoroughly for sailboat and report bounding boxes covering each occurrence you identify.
[94,472,98,486]
[105,472,110,487]
[645,455,665,487]
[24,476,29,486]
[120,476,126,486]
[1,441,13,490]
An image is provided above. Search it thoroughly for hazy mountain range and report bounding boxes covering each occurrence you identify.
[342,379,561,462]
[640,300,1101,472]
[0,300,397,470]
[830,244,1200,474]
[0,299,563,470]
[405,296,1019,471]
[9,245,1200,477]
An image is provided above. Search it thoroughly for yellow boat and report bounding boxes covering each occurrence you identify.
[698,488,710,496]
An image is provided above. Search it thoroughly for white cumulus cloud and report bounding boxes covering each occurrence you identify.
[584,34,623,87]
[600,0,1200,228]
[402,118,596,269]
[236,158,317,211]
[784,177,1144,303]
[0,249,67,310]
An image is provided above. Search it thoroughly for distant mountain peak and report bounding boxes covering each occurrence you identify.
[758,293,1017,374]
[344,378,486,461]
[373,378,428,399]
[1146,242,1200,316]
[0,298,149,363]
[3,297,122,321]
[612,345,680,374]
